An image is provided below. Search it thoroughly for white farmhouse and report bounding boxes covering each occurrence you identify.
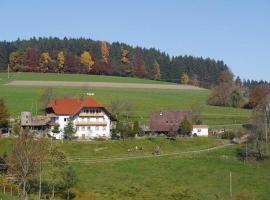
[46,98,116,140]
[192,125,209,137]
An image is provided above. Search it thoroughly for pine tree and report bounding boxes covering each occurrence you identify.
[64,118,75,140]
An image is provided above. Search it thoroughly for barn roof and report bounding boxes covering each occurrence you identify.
[149,110,192,132]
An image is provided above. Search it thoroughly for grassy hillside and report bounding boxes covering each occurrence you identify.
[0,72,173,84]
[0,138,269,200]
[0,72,250,127]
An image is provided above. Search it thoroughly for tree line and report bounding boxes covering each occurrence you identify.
[0,37,229,87]
[207,70,270,109]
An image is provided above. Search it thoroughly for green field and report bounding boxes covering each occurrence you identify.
[0,72,250,127]
[0,137,269,200]
[0,72,173,84]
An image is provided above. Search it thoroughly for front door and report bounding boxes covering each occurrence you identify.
[82,134,85,140]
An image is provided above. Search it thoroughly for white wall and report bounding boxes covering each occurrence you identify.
[49,115,69,139]
[192,128,208,136]
[74,112,111,139]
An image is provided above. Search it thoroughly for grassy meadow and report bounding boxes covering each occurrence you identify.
[0,72,251,127]
[0,137,269,200]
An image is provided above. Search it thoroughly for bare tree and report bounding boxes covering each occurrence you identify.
[109,99,123,120]
[122,101,133,120]
[7,129,46,198]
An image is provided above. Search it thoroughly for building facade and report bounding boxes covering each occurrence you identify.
[46,98,116,140]
[192,125,209,136]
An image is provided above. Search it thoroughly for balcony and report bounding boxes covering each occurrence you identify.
[79,113,104,117]
[75,121,107,126]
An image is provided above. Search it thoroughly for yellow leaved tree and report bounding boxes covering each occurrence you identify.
[80,51,94,72]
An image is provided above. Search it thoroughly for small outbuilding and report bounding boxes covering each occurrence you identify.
[192,125,209,136]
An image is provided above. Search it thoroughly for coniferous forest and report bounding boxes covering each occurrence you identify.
[0,37,229,88]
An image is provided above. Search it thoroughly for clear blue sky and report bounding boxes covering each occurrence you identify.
[1,0,269,81]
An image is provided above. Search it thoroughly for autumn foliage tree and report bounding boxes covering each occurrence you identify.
[121,47,129,64]
[39,52,52,72]
[80,51,94,72]
[153,60,161,80]
[57,51,65,72]
[132,49,148,78]
[100,41,110,64]
[181,72,189,84]
[249,84,269,108]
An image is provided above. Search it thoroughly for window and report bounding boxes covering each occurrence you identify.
[87,126,91,131]
[102,126,106,131]
[95,126,99,131]
[87,117,90,122]
[198,129,201,132]
[64,118,67,122]
[82,126,85,131]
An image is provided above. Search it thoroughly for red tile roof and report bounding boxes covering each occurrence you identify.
[47,98,101,115]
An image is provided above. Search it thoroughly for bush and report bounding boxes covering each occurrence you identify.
[221,131,235,140]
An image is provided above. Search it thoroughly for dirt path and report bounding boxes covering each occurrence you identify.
[6,80,204,90]
[68,143,234,164]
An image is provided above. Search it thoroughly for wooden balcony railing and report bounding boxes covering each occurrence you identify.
[75,121,107,126]
[79,113,104,117]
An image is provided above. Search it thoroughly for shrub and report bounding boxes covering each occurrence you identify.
[221,131,235,140]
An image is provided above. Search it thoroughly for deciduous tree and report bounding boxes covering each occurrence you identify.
[39,52,52,72]
[57,51,65,72]
[101,41,110,64]
[80,51,94,72]
[153,60,161,80]
[181,73,189,84]
[249,84,269,108]
[178,117,192,136]
[121,47,129,64]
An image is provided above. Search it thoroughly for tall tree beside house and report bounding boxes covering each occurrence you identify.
[178,117,192,136]
[181,72,189,84]
[57,51,65,72]
[39,88,53,111]
[61,165,77,199]
[100,41,110,64]
[64,118,75,140]
[191,101,203,125]
[0,99,9,134]
[153,60,161,80]
[80,51,95,72]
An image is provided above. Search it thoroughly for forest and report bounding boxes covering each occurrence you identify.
[0,37,229,88]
